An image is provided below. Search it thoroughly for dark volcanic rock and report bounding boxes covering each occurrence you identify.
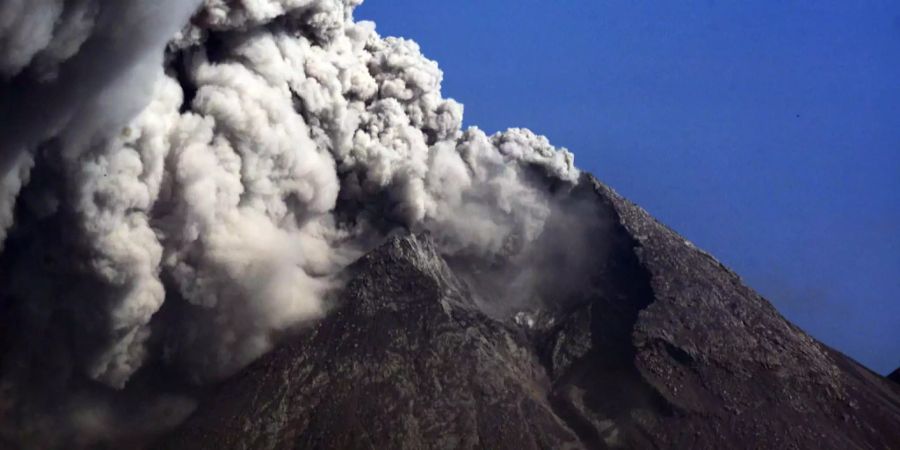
[159,175,900,449]
[161,234,581,449]
[889,368,900,385]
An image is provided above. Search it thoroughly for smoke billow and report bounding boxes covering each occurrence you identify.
[0,0,598,446]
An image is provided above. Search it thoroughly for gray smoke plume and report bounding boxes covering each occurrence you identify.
[0,0,593,446]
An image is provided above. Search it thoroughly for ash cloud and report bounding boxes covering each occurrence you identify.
[0,0,596,447]
[0,0,202,246]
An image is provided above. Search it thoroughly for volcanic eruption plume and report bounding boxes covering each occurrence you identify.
[0,0,598,445]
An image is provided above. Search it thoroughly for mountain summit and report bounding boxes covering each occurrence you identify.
[158,175,900,449]
[1,2,897,448]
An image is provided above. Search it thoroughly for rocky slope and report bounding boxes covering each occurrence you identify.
[889,368,900,385]
[157,175,900,449]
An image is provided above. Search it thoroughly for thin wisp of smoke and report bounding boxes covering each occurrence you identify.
[0,0,593,446]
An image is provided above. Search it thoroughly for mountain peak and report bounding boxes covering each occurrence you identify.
[157,176,900,449]
[160,231,583,449]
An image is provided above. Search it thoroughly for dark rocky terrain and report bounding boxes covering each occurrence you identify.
[158,175,900,449]
[889,368,900,385]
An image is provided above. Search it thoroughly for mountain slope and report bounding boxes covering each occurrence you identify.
[158,175,900,449]
[890,368,900,385]
[159,233,582,449]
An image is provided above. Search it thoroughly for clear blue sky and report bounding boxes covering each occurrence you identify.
[356,1,900,374]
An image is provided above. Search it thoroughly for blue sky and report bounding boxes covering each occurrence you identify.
[356,1,900,374]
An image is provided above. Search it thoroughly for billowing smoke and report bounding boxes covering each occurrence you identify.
[0,0,592,446]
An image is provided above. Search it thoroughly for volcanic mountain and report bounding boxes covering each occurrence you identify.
[157,175,900,449]
[0,2,898,449]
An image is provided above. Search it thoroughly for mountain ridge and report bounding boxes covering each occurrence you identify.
[157,174,900,449]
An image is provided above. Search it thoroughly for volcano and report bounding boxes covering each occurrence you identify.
[1,1,898,449]
[157,175,900,449]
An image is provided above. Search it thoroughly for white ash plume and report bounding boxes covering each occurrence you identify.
[0,0,585,446]
[0,0,201,241]
[0,151,32,250]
